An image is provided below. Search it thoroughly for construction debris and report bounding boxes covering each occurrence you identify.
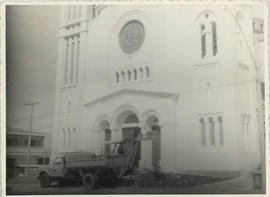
[131,169,227,188]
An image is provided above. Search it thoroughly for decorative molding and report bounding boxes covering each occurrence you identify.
[112,63,152,86]
[59,18,89,29]
[238,62,250,71]
[84,89,179,108]
[192,61,221,69]
[160,122,177,127]
[141,109,162,125]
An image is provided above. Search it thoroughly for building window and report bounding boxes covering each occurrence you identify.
[63,35,80,86]
[201,24,206,58]
[38,158,50,165]
[212,22,217,56]
[208,117,215,146]
[199,115,224,147]
[119,20,145,55]
[92,5,96,18]
[139,68,144,79]
[64,42,69,84]
[199,118,206,146]
[121,71,125,82]
[198,12,217,58]
[133,69,137,80]
[6,134,28,147]
[30,136,43,147]
[260,82,265,101]
[127,70,131,81]
[217,116,224,145]
[116,72,120,83]
[146,66,150,78]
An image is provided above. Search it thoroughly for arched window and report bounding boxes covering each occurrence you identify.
[121,71,125,82]
[146,66,150,78]
[128,70,131,81]
[139,68,144,79]
[217,116,223,145]
[212,22,217,56]
[201,24,206,58]
[200,118,206,146]
[133,69,137,80]
[208,117,215,146]
[116,72,120,83]
[198,12,217,58]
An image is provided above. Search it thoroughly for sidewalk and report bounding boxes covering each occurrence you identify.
[177,176,264,194]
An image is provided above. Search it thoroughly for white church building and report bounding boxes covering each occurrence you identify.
[51,4,265,177]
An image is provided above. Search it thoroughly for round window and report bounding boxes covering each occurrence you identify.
[119,20,145,55]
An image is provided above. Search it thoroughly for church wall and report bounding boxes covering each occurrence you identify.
[52,5,265,175]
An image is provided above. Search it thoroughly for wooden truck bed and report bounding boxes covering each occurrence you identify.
[64,152,127,169]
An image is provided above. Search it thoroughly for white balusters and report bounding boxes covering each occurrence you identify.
[114,64,151,84]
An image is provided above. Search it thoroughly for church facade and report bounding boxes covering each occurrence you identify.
[51,4,265,177]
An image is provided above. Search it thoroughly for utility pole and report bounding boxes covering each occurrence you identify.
[24,101,39,176]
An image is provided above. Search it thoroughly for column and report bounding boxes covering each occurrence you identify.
[139,126,152,169]
[71,127,76,151]
[92,130,98,154]
[68,128,72,150]
[61,129,65,151]
[63,130,67,151]
[160,122,177,172]
[110,128,118,142]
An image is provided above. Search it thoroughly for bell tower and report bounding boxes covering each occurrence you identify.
[51,5,93,155]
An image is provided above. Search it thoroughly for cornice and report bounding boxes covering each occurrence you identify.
[84,89,179,108]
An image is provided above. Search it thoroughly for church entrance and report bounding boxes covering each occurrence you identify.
[122,127,141,168]
[116,111,141,169]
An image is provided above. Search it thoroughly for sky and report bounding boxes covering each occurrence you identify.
[6,6,59,132]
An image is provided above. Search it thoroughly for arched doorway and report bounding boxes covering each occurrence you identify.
[116,110,141,168]
[146,115,161,169]
[97,119,111,155]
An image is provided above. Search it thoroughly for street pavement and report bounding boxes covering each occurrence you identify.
[6,176,264,195]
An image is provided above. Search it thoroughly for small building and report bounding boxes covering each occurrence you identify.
[6,127,51,177]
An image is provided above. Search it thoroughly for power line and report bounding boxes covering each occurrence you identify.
[7,78,262,123]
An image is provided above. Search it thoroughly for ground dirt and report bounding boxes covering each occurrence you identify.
[6,175,264,195]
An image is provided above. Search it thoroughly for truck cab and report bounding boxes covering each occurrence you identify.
[38,155,66,187]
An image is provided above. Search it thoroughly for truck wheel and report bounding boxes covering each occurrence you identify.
[82,173,97,192]
[40,173,51,188]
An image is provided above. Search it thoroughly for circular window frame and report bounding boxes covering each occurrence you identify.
[118,19,145,55]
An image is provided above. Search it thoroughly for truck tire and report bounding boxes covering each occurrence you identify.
[40,173,51,188]
[82,173,97,192]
